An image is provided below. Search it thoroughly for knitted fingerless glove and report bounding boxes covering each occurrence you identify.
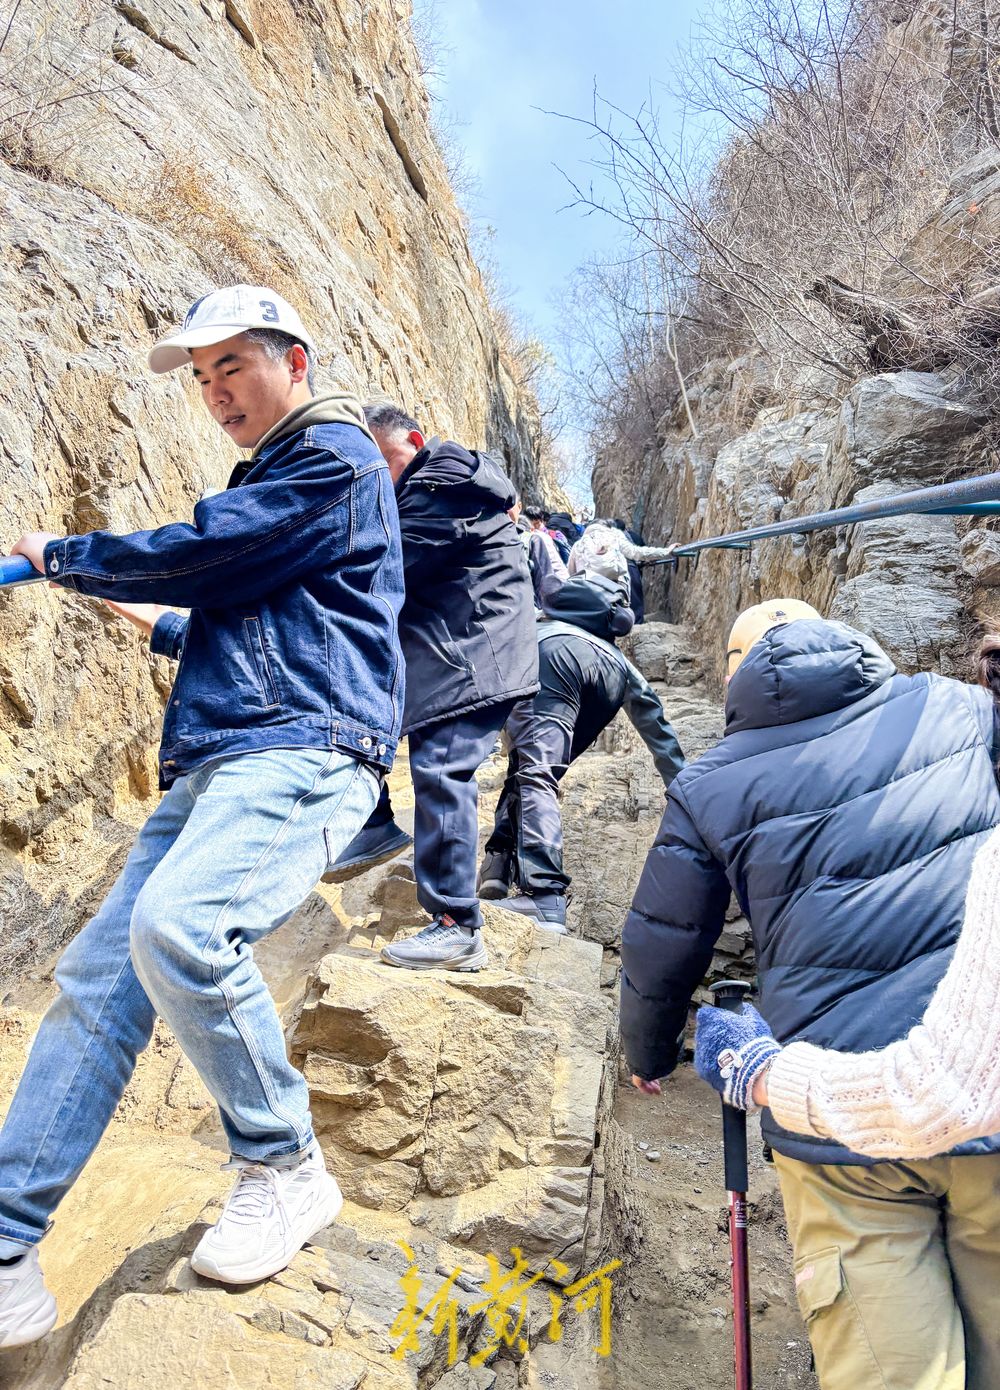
[694,1002,781,1111]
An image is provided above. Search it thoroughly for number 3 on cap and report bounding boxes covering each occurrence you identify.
[260,300,279,323]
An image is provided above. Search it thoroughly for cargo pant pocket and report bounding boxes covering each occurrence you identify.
[794,1246,887,1390]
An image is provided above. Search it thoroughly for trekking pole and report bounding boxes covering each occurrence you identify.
[0,556,44,590]
[711,979,753,1390]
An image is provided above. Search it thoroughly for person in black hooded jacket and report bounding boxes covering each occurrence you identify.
[622,600,1000,1390]
[478,575,685,929]
[328,403,539,971]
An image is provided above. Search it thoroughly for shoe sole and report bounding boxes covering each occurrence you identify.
[380,947,489,973]
[189,1177,344,1286]
[321,838,412,885]
[477,879,510,900]
[0,1295,57,1349]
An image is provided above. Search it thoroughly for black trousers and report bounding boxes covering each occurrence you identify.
[485,635,627,894]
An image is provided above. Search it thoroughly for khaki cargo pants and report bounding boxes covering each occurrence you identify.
[774,1152,1000,1390]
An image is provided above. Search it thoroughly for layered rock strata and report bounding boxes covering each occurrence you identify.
[0,0,545,987]
[595,368,989,690]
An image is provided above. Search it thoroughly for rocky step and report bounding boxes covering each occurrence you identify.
[21,907,613,1388]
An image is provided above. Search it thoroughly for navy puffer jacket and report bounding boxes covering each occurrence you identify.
[620,619,1000,1165]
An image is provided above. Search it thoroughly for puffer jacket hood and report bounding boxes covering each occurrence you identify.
[726,619,897,732]
[396,436,516,511]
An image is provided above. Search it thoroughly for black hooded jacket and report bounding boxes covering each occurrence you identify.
[620,619,1000,1165]
[394,438,539,734]
[542,573,634,639]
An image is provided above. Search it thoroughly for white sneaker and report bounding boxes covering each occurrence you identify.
[190,1148,342,1285]
[0,1250,57,1349]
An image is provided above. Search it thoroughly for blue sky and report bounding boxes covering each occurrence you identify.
[414,0,706,343]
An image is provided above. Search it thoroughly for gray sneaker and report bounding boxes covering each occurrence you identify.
[502,892,568,934]
[322,820,413,884]
[381,917,488,972]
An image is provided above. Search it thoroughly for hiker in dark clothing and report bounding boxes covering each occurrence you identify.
[329,404,539,971]
[508,497,568,609]
[613,519,645,623]
[478,575,685,930]
[622,598,1000,1390]
[548,510,582,547]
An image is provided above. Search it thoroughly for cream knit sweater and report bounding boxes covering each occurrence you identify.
[766,826,1000,1159]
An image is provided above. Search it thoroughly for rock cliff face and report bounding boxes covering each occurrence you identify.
[595,362,992,689]
[594,153,1000,690]
[0,0,543,987]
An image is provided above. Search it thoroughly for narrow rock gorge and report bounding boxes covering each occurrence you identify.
[594,359,996,689]
[12,2,988,1387]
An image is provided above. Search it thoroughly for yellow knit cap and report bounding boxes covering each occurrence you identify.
[726,599,822,677]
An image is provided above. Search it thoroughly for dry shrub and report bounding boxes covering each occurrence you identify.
[560,0,1000,469]
[140,158,296,294]
[0,0,124,183]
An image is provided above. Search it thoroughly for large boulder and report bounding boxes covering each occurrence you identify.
[289,909,609,1278]
[833,372,986,488]
[829,481,969,675]
[62,1224,499,1390]
[961,528,1000,588]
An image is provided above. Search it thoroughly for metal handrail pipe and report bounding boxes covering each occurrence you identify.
[645,472,1000,565]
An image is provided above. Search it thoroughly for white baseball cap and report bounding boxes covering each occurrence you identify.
[148,285,316,374]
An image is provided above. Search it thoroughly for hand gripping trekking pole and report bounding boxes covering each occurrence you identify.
[712,979,753,1390]
[0,556,44,590]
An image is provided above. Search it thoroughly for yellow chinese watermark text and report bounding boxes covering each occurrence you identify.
[389,1241,622,1366]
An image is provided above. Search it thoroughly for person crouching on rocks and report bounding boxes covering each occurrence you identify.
[623,600,1000,1390]
[0,285,405,1349]
[477,575,686,930]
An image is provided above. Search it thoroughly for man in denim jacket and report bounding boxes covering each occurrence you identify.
[0,286,405,1348]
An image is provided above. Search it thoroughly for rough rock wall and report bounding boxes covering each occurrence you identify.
[594,154,1000,692]
[0,0,543,987]
[596,367,991,690]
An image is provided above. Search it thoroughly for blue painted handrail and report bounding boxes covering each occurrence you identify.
[0,556,43,588]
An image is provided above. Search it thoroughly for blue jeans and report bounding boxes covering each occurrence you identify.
[0,748,377,1258]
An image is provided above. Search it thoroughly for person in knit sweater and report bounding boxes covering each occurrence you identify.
[696,636,1000,1163]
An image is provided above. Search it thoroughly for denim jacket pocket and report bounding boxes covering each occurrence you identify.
[243,617,280,709]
